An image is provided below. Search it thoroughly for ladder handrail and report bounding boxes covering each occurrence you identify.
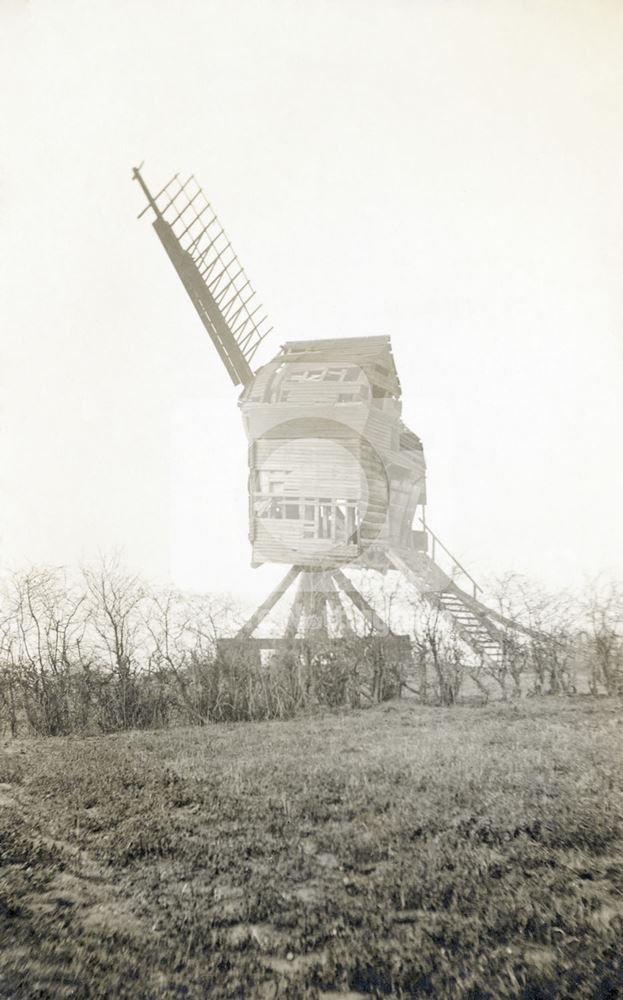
[418,518,482,598]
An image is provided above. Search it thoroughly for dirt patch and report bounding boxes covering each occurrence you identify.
[81,897,146,936]
[261,949,329,974]
[290,881,323,904]
[0,783,17,808]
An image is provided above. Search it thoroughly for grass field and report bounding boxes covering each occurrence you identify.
[1,697,622,999]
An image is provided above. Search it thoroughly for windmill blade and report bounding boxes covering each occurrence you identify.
[132,166,271,387]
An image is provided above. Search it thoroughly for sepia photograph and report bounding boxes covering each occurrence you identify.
[1,1,622,997]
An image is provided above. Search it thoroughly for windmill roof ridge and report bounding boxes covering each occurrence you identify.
[270,335,400,382]
[281,335,391,349]
[277,336,397,369]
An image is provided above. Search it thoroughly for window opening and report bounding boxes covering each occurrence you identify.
[255,469,293,495]
[254,494,359,543]
[346,504,358,542]
[256,498,284,519]
[290,369,324,382]
[318,501,332,539]
[335,501,347,541]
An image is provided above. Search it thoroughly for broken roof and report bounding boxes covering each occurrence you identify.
[278,335,398,374]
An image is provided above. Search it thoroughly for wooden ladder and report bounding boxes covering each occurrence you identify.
[387,549,506,667]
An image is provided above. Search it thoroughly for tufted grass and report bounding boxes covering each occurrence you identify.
[0,696,622,998]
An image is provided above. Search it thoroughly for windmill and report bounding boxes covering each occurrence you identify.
[132,165,534,669]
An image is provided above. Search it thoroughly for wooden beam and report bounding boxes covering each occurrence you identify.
[297,569,333,636]
[331,568,390,635]
[284,575,306,641]
[324,577,355,636]
[219,634,411,652]
[235,565,302,639]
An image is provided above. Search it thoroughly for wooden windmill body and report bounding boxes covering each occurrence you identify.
[241,335,426,569]
[133,167,533,662]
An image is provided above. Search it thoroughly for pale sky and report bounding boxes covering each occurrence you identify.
[1,0,622,602]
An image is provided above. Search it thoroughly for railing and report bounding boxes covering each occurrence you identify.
[418,517,482,599]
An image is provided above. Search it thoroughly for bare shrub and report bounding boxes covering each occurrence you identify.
[301,634,403,708]
[82,558,155,731]
[0,560,620,737]
[0,568,90,735]
[482,574,578,698]
[411,600,467,706]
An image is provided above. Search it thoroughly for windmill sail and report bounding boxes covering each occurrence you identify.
[133,166,272,386]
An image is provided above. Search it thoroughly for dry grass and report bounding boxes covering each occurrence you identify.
[1,696,622,998]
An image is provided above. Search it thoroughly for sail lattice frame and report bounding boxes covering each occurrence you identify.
[134,167,272,385]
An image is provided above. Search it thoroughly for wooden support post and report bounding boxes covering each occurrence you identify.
[235,565,302,639]
[317,571,335,635]
[298,569,333,637]
[284,573,307,642]
[324,576,354,636]
[331,568,390,636]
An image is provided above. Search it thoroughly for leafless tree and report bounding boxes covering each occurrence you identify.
[410,597,467,706]
[82,557,152,730]
[0,568,89,734]
[484,574,578,696]
[582,578,623,695]
[146,589,241,723]
[0,606,19,736]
